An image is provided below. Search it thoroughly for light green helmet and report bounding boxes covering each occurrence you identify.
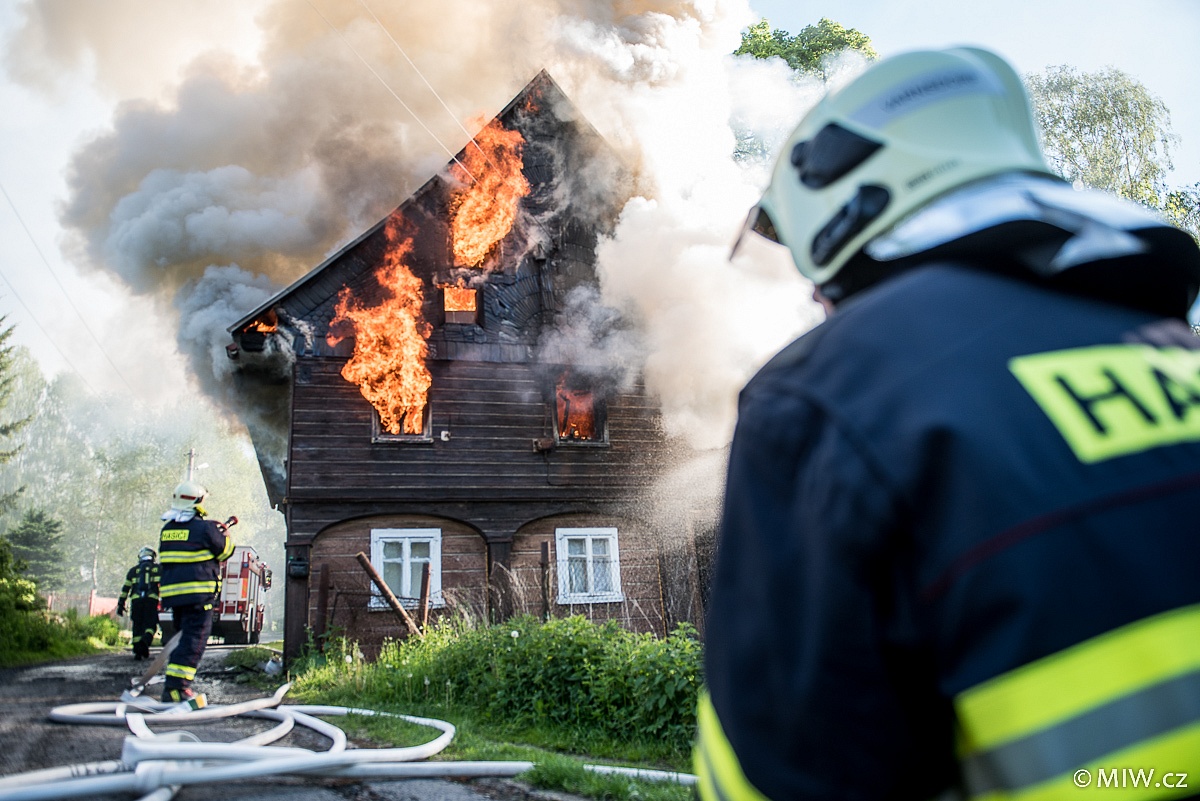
[740,46,1057,287]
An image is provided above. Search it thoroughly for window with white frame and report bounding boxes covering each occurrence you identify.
[555,527,623,603]
[369,528,442,609]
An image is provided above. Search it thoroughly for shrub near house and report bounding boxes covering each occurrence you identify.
[293,615,703,760]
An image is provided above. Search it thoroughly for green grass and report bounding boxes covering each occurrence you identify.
[0,609,122,667]
[284,616,702,801]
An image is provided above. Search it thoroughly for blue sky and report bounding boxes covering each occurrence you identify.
[747,0,1200,186]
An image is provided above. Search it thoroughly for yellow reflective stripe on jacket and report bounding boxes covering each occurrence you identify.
[957,604,1200,799]
[159,550,217,564]
[1009,345,1200,463]
[694,692,770,801]
[160,580,218,597]
[216,536,235,562]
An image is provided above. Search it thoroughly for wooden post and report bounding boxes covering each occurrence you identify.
[354,551,424,639]
[417,563,431,632]
[314,564,330,650]
[539,540,551,622]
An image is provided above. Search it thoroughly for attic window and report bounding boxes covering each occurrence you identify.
[441,285,480,325]
[554,372,607,446]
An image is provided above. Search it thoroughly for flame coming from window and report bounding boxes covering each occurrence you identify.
[330,217,432,435]
[556,374,597,441]
[450,118,530,268]
[441,284,477,312]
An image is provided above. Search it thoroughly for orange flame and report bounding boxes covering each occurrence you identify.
[450,118,530,268]
[441,284,477,312]
[330,217,432,435]
[556,374,597,441]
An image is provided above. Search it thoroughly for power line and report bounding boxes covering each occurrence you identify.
[0,212,100,393]
[305,0,477,183]
[0,180,137,394]
[357,0,490,163]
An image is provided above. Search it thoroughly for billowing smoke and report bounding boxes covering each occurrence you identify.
[6,0,834,513]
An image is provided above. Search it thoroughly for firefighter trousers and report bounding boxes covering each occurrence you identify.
[129,598,158,658]
[163,602,213,695]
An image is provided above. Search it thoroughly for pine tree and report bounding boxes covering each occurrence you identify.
[0,318,30,514]
[6,509,67,591]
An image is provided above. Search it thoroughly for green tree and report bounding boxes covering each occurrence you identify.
[1025,66,1177,208]
[0,318,30,514]
[735,17,877,81]
[5,508,66,591]
[1165,182,1200,241]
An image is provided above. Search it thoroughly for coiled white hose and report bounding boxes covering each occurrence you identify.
[0,683,696,801]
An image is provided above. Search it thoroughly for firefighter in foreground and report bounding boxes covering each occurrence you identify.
[116,546,159,660]
[158,480,235,704]
[699,47,1200,800]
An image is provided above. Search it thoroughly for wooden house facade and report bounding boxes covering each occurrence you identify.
[227,73,681,661]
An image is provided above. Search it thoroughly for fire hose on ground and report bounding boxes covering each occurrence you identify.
[0,683,697,801]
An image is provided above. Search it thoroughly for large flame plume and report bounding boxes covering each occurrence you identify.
[450,118,531,268]
[329,216,432,435]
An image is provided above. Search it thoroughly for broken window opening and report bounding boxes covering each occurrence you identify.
[441,285,480,325]
[554,372,608,446]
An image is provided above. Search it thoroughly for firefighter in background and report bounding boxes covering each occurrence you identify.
[699,47,1200,799]
[158,479,235,704]
[116,546,159,660]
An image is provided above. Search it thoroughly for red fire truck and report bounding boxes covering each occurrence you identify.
[159,545,272,645]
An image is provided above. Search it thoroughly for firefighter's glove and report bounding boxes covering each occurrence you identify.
[116,601,126,617]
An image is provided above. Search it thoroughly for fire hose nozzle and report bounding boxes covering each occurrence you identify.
[225,516,239,527]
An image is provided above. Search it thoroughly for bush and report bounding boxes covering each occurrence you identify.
[291,615,703,759]
[0,608,120,667]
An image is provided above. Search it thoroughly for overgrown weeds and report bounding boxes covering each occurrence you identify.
[0,605,121,667]
[287,615,703,787]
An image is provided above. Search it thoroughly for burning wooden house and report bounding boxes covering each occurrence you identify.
[227,72,681,660]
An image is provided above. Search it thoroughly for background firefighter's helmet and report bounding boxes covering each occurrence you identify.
[171,480,207,511]
[741,46,1056,286]
[138,546,156,561]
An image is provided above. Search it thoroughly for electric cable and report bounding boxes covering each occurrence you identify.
[0,180,138,394]
[0,187,100,395]
[304,0,477,183]
[356,0,491,163]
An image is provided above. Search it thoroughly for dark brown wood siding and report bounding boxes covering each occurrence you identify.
[286,356,663,541]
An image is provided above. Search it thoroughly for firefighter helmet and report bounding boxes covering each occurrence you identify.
[138,546,156,561]
[736,46,1055,287]
[171,480,207,511]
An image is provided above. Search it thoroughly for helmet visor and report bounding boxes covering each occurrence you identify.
[730,205,782,260]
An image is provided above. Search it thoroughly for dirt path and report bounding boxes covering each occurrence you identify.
[0,644,529,801]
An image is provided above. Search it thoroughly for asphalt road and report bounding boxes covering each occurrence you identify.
[0,644,535,801]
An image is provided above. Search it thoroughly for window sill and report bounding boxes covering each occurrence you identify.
[368,600,444,611]
[556,594,624,605]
